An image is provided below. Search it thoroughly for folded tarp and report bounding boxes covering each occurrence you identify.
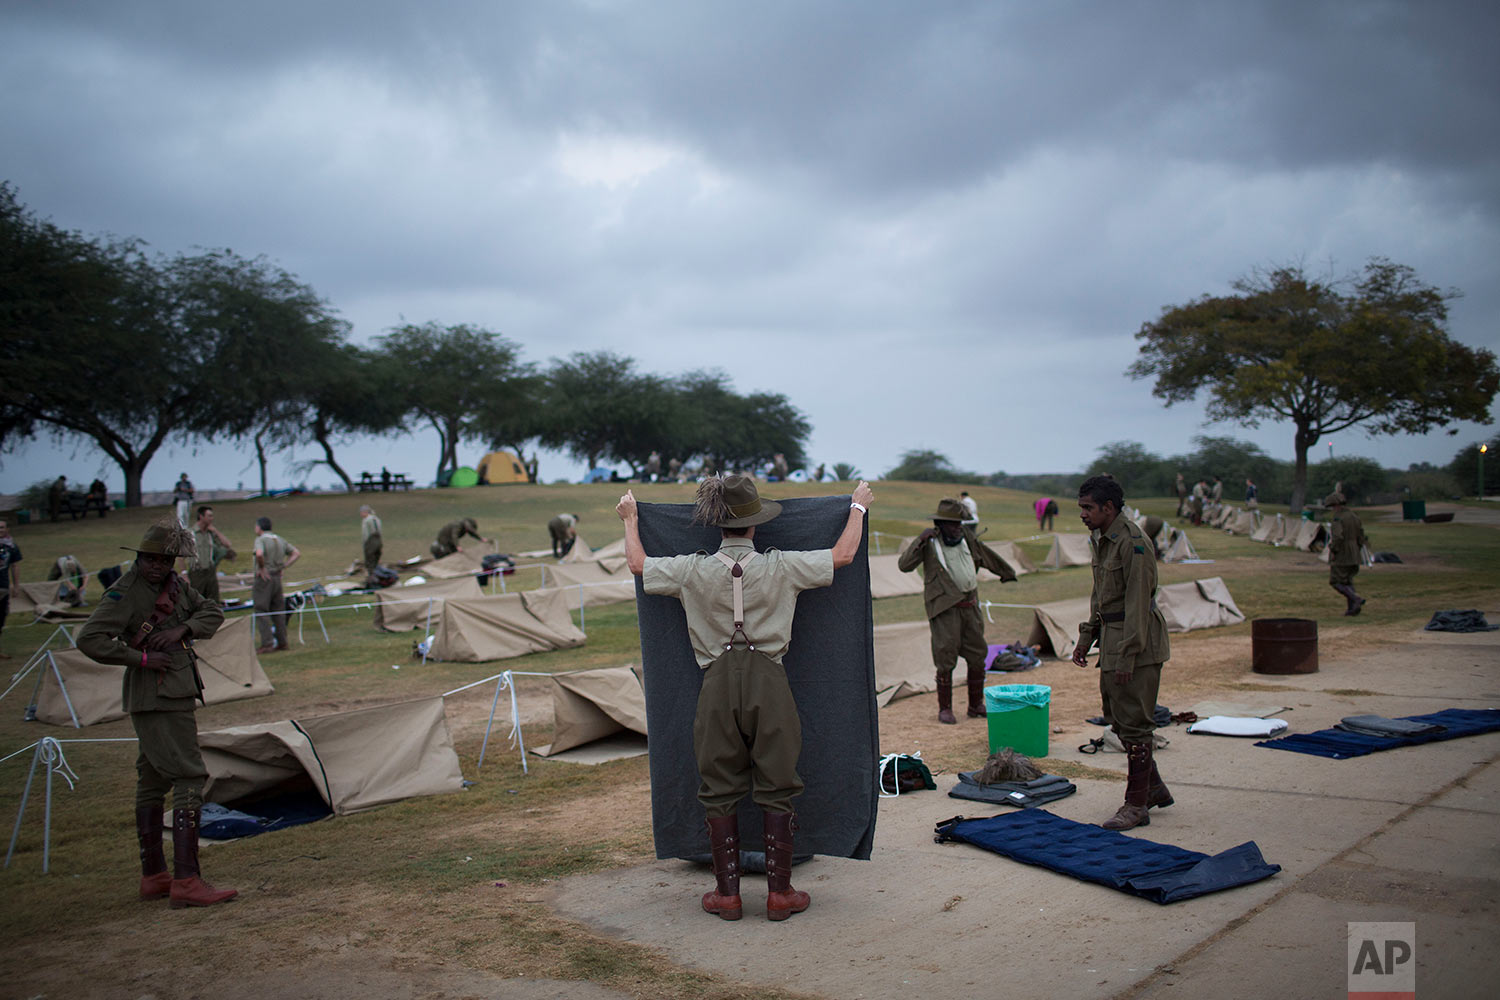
[934,809,1280,904]
[531,664,648,756]
[429,590,586,662]
[372,575,484,632]
[1156,577,1245,632]
[1256,708,1500,759]
[1423,610,1499,633]
[7,580,86,616]
[538,560,637,609]
[1187,716,1288,738]
[32,616,273,727]
[947,772,1076,808]
[867,553,926,599]
[199,696,465,814]
[1043,533,1092,569]
[1337,715,1446,738]
[1026,597,1093,660]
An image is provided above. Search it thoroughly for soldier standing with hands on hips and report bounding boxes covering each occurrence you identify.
[1071,475,1173,831]
[76,518,237,908]
[618,475,875,922]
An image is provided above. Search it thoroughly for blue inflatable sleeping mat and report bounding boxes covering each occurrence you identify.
[934,808,1279,904]
[1255,708,1500,760]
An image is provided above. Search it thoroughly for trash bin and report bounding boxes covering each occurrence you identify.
[112,499,126,510]
[1401,500,1426,521]
[1251,618,1318,674]
[985,684,1050,758]
[16,510,30,525]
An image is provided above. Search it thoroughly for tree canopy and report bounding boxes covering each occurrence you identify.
[1129,258,1499,510]
[884,449,980,483]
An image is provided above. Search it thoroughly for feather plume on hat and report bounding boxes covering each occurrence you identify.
[123,515,198,558]
[693,476,731,527]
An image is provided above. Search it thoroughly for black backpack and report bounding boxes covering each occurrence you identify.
[370,565,399,588]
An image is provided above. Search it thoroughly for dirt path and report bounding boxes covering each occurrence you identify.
[550,628,1500,1000]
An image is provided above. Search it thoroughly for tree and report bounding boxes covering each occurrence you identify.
[884,449,979,483]
[379,323,530,483]
[166,249,354,494]
[2,185,200,506]
[300,345,410,490]
[1129,259,1499,511]
[537,352,672,474]
[1084,441,1174,497]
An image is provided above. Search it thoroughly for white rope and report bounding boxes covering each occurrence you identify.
[38,738,79,791]
[877,750,924,798]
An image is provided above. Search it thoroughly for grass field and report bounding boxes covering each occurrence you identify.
[1,481,1496,998]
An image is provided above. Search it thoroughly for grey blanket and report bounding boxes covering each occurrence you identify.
[1337,714,1448,738]
[949,772,1077,808]
[634,495,878,860]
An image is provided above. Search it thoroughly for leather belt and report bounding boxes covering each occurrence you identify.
[954,599,977,609]
[1099,611,1126,622]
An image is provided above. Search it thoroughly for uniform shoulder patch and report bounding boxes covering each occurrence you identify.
[1133,545,1146,554]
[105,590,124,601]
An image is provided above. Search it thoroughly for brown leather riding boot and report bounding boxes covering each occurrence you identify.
[701,815,742,921]
[936,672,956,724]
[169,807,238,909]
[965,662,987,719]
[137,804,170,900]
[764,811,810,921]
[1102,741,1152,830]
[1146,756,1174,809]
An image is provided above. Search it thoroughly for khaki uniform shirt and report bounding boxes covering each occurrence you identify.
[897,527,1017,620]
[1328,509,1367,566]
[255,532,292,575]
[642,537,834,668]
[76,568,224,712]
[362,515,383,542]
[1078,516,1170,671]
[191,528,234,571]
[437,520,478,550]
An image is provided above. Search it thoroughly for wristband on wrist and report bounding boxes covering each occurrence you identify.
[141,651,148,669]
[850,501,867,514]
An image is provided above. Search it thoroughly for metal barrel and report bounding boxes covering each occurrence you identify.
[1251,617,1319,674]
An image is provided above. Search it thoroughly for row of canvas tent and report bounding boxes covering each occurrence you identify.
[530,575,1246,759]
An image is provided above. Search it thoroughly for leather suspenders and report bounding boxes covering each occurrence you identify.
[712,550,760,651]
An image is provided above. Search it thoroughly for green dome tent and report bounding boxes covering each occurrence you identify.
[448,466,480,488]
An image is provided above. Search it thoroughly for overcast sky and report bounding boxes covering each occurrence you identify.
[5,0,1499,495]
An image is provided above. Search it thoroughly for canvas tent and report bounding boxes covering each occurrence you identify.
[1290,520,1330,552]
[421,538,500,579]
[1160,530,1200,563]
[372,576,483,632]
[563,536,629,574]
[477,449,529,484]
[7,580,89,619]
[1044,534,1093,569]
[867,553,925,599]
[1250,513,1280,543]
[1226,509,1259,535]
[1155,577,1246,633]
[428,589,586,662]
[983,540,1036,577]
[540,559,636,610]
[873,620,942,706]
[32,616,273,727]
[1026,596,1094,660]
[531,665,648,757]
[199,696,464,815]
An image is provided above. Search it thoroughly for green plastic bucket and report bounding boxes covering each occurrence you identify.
[985,684,1050,757]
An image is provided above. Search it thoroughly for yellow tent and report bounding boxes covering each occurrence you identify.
[477,450,529,484]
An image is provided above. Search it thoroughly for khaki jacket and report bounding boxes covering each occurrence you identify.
[1077,516,1170,671]
[1328,509,1367,566]
[897,528,1017,620]
[76,568,224,712]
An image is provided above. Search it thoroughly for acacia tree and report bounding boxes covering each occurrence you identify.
[1129,259,1499,511]
[379,323,529,482]
[537,352,676,475]
[2,185,202,506]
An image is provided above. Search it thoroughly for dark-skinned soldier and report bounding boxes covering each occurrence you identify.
[1071,475,1173,831]
[898,498,1017,724]
[76,518,237,908]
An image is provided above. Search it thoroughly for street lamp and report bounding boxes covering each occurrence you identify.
[1481,444,1488,500]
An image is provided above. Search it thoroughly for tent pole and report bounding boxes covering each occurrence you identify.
[46,652,81,729]
[309,597,330,644]
[4,742,42,869]
[476,673,503,771]
[422,599,433,665]
[577,585,586,633]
